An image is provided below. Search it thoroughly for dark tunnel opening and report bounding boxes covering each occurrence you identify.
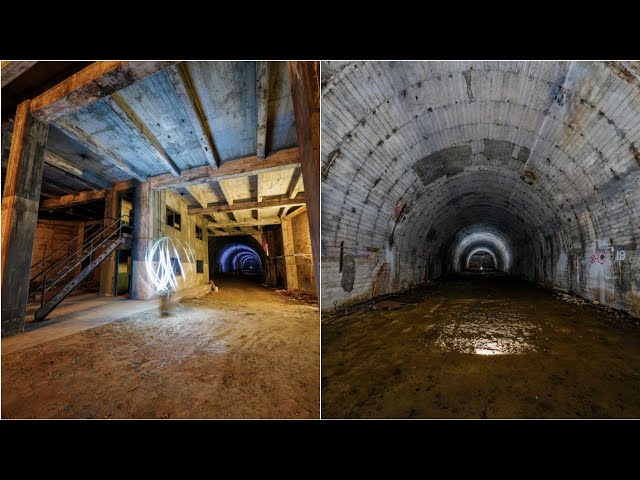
[208,236,268,285]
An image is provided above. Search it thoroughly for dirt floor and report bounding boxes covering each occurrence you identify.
[322,272,640,418]
[2,278,319,419]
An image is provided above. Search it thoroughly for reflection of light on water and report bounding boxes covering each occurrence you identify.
[433,308,540,356]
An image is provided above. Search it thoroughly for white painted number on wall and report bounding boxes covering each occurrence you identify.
[616,250,626,261]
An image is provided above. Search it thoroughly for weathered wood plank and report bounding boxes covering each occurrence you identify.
[217,179,235,206]
[189,193,305,215]
[1,61,38,87]
[288,61,320,297]
[166,64,220,168]
[285,205,307,219]
[287,166,304,199]
[186,185,210,209]
[209,228,264,237]
[149,146,300,190]
[56,118,147,181]
[105,92,181,177]
[30,61,178,123]
[256,62,270,159]
[208,217,281,228]
[281,215,298,290]
[40,189,108,210]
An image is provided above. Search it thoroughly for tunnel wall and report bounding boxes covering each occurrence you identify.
[321,61,640,317]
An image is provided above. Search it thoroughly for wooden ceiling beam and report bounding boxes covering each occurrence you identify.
[150,146,299,190]
[29,61,178,123]
[166,63,220,168]
[256,62,270,159]
[208,217,281,228]
[105,92,181,176]
[189,193,305,215]
[56,118,147,181]
[287,166,304,199]
[40,189,108,210]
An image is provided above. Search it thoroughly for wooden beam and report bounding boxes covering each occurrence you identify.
[1,61,37,87]
[256,62,270,159]
[43,150,111,189]
[186,185,210,209]
[217,179,235,206]
[150,146,300,190]
[105,92,181,176]
[56,118,147,181]
[30,61,178,123]
[166,63,220,168]
[40,189,108,210]
[208,217,281,228]
[285,205,307,220]
[287,166,304,199]
[281,216,298,290]
[288,61,320,297]
[256,173,264,203]
[209,228,264,237]
[189,193,305,215]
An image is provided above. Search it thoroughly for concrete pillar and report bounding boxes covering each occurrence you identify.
[288,61,320,297]
[131,181,154,300]
[281,216,298,290]
[1,100,49,336]
[99,188,118,295]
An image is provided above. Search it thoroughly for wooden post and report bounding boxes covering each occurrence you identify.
[131,181,153,300]
[281,216,298,290]
[1,100,49,335]
[99,188,118,295]
[74,222,85,276]
[288,61,320,297]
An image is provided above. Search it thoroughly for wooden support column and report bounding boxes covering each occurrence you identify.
[1,100,49,335]
[99,188,118,296]
[131,181,154,300]
[74,222,85,276]
[288,61,320,297]
[281,216,298,291]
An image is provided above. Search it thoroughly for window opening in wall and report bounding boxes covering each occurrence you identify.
[339,241,344,273]
[167,207,181,231]
[195,225,203,240]
[196,259,204,273]
[171,257,182,276]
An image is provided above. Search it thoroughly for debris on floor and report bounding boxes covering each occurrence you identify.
[273,289,318,305]
[373,300,408,310]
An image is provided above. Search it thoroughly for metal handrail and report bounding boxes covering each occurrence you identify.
[30,215,127,271]
[30,215,130,284]
[35,215,130,307]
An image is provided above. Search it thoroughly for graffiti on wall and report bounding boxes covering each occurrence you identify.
[590,250,607,264]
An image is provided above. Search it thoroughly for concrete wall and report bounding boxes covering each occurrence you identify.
[162,190,209,291]
[321,61,640,317]
[291,212,316,294]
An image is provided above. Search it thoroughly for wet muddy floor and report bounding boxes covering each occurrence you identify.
[322,273,640,418]
[2,278,319,419]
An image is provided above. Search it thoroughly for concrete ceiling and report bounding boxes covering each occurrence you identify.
[321,61,640,315]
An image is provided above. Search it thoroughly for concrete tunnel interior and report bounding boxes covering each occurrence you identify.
[321,61,640,317]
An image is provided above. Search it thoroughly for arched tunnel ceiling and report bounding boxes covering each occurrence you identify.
[321,61,640,315]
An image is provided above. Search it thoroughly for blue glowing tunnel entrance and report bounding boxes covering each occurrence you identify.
[217,243,264,275]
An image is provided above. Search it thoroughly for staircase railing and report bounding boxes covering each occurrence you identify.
[29,215,131,308]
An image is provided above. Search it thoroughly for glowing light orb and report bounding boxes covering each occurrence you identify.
[143,237,196,295]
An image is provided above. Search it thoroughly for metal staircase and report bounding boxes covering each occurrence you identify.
[29,215,133,322]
